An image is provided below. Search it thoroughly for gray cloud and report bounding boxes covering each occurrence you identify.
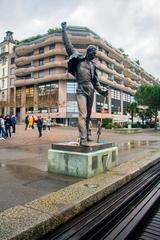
[0,0,159,78]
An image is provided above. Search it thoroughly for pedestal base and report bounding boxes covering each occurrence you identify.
[48,142,118,178]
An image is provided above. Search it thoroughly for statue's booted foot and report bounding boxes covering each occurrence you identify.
[80,139,89,146]
[87,136,94,142]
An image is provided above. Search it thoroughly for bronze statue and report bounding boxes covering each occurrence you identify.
[61,22,108,145]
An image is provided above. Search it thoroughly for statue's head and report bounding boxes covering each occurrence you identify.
[86,45,97,60]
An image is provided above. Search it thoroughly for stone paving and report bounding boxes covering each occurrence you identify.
[0,125,160,239]
[0,124,160,212]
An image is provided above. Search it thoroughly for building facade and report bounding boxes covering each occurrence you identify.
[11,26,159,124]
[0,31,15,116]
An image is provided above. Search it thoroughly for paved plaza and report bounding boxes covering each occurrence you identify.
[0,124,160,212]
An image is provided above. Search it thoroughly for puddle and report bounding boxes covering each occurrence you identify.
[84,184,99,189]
[118,140,159,152]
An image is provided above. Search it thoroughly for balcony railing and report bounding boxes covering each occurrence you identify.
[15,61,67,77]
[14,73,74,87]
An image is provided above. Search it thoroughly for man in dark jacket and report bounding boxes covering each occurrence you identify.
[25,115,29,130]
[61,22,108,145]
[5,115,12,138]
[11,114,16,133]
[36,116,43,137]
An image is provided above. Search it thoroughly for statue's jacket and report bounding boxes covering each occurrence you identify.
[68,52,104,97]
[62,29,104,97]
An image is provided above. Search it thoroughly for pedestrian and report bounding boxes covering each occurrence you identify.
[32,115,35,129]
[46,116,51,131]
[42,118,47,130]
[11,114,16,133]
[36,116,43,137]
[25,115,29,130]
[0,116,6,140]
[5,115,12,138]
[29,116,33,129]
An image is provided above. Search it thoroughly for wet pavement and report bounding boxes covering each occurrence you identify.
[0,143,82,211]
[0,125,160,212]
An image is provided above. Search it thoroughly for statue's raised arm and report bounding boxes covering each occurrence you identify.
[61,22,78,57]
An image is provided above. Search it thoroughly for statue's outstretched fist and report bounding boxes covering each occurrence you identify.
[61,22,67,29]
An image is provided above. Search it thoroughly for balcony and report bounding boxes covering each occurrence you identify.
[98,75,135,94]
[96,62,115,75]
[141,77,152,85]
[15,61,67,77]
[124,68,139,80]
[96,51,124,70]
[124,77,140,89]
[15,72,74,87]
[15,36,63,56]
[15,48,66,66]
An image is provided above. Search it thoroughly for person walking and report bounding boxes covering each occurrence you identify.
[5,115,12,138]
[0,116,6,140]
[11,114,16,133]
[29,116,33,129]
[36,116,43,137]
[25,115,29,130]
[32,115,35,129]
[46,116,51,131]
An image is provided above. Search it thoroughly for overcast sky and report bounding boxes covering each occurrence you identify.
[0,0,160,78]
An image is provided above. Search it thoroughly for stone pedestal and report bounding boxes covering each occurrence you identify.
[48,142,118,178]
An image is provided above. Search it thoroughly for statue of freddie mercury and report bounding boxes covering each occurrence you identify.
[61,22,108,145]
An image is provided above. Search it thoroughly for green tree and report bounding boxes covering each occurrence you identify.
[48,28,61,34]
[127,102,138,126]
[135,85,160,130]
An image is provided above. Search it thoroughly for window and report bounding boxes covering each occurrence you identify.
[123,93,131,102]
[123,92,132,115]
[16,88,21,98]
[10,78,14,85]
[2,68,5,76]
[2,92,5,98]
[111,89,121,100]
[10,68,15,75]
[2,57,6,65]
[2,79,5,88]
[16,87,21,107]
[26,86,34,110]
[72,44,89,49]
[26,87,34,97]
[67,101,78,112]
[11,57,15,64]
[105,50,109,56]
[67,81,78,112]
[39,59,44,66]
[67,81,77,93]
[49,68,54,75]
[1,47,5,54]
[106,62,114,70]
[38,71,45,78]
[108,74,114,81]
[49,44,55,50]
[96,94,108,113]
[111,89,121,114]
[49,56,55,62]
[38,82,58,112]
[38,82,58,96]
[39,47,44,54]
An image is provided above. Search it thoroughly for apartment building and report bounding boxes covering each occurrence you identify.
[0,31,15,116]
[13,26,159,124]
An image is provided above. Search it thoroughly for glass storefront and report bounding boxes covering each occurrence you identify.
[38,82,58,113]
